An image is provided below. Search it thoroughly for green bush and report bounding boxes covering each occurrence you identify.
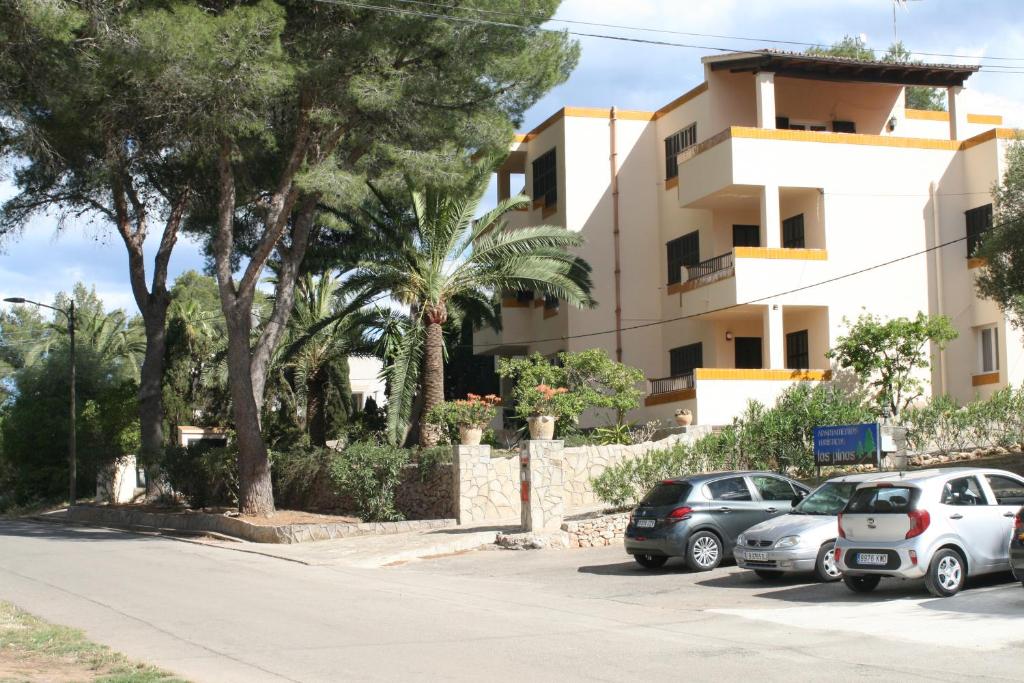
[900,387,1024,454]
[328,441,410,522]
[591,438,729,508]
[271,444,334,510]
[163,444,239,508]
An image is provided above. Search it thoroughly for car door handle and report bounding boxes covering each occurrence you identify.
[765,507,778,514]
[949,513,964,520]
[1004,511,1017,518]
[718,506,732,513]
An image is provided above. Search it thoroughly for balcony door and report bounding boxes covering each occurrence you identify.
[732,225,760,248]
[735,337,763,369]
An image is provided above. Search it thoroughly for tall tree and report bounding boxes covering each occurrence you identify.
[0,2,196,480]
[976,140,1024,324]
[122,0,577,513]
[350,181,595,446]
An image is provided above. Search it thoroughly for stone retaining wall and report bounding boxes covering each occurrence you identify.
[453,445,520,524]
[396,463,453,520]
[67,505,455,544]
[561,512,629,548]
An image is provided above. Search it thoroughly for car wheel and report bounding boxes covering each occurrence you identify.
[754,569,784,580]
[842,574,881,593]
[685,531,722,571]
[925,548,966,598]
[633,553,668,569]
[814,542,842,583]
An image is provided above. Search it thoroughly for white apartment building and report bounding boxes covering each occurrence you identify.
[475,50,1024,427]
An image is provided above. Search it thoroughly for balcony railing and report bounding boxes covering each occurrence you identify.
[685,251,734,282]
[648,371,695,396]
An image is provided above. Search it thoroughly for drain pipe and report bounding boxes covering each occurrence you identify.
[930,181,948,395]
[609,106,624,362]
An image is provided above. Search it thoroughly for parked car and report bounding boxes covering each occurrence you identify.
[736,472,894,582]
[1010,506,1024,588]
[625,471,811,571]
[835,467,1024,597]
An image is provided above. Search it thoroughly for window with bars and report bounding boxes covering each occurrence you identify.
[532,148,557,208]
[782,214,805,249]
[786,330,810,370]
[669,342,703,377]
[666,231,700,285]
[965,204,993,258]
[664,123,697,180]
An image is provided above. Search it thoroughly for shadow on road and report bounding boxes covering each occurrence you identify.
[577,558,706,576]
[426,525,518,536]
[0,520,155,543]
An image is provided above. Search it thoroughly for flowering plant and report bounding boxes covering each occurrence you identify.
[427,394,501,430]
[518,383,573,418]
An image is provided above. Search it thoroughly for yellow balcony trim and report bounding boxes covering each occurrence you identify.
[694,368,832,382]
[734,247,828,261]
[972,372,1000,387]
[653,82,709,120]
[665,176,679,191]
[968,257,987,269]
[904,109,1004,125]
[644,388,696,406]
[968,113,1004,125]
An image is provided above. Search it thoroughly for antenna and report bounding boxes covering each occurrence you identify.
[891,0,924,44]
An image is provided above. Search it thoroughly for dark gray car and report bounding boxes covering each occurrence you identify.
[624,471,811,571]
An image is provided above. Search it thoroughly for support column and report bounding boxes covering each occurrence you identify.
[453,444,491,524]
[755,71,776,129]
[947,85,967,141]
[520,440,565,532]
[760,184,780,248]
[497,170,511,202]
[763,304,784,369]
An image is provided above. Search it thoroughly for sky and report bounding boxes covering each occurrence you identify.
[2,0,1024,316]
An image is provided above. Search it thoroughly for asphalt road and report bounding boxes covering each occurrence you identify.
[2,519,1024,682]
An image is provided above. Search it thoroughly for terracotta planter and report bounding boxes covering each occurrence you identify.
[527,415,556,440]
[459,425,483,446]
[674,409,693,427]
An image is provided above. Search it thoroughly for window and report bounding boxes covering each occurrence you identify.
[965,203,992,258]
[941,476,988,506]
[985,474,1024,506]
[531,148,557,208]
[751,476,796,502]
[515,290,534,304]
[734,337,763,369]
[847,486,916,513]
[732,224,760,247]
[543,294,559,310]
[669,342,702,377]
[707,476,752,502]
[978,325,999,374]
[666,231,700,285]
[782,214,805,249]
[786,330,809,370]
[640,482,692,507]
[832,120,856,134]
[664,123,697,180]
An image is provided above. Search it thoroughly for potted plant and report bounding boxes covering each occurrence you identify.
[520,383,571,440]
[674,408,693,427]
[452,394,501,446]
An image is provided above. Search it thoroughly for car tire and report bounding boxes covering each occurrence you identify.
[814,542,842,583]
[685,531,722,571]
[925,548,966,598]
[633,553,668,569]
[753,569,784,580]
[842,574,881,593]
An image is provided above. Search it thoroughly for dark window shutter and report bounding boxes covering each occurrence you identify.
[664,123,697,180]
[775,116,790,130]
[531,149,557,207]
[733,224,760,247]
[670,342,703,377]
[965,203,993,258]
[786,330,810,369]
[666,231,700,285]
[782,214,805,249]
[832,120,856,134]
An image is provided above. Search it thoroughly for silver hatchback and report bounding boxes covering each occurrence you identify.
[835,467,1024,597]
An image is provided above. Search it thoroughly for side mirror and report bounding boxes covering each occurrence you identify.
[791,491,807,507]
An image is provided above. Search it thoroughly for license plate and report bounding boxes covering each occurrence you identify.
[636,519,656,528]
[745,551,768,561]
[857,553,888,566]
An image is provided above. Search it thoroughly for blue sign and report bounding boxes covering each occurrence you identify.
[813,423,880,467]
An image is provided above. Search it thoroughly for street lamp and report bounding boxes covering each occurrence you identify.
[3,296,77,505]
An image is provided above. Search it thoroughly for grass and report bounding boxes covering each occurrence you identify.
[0,601,186,683]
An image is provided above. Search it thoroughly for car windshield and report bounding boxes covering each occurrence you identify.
[794,482,859,515]
[639,482,692,507]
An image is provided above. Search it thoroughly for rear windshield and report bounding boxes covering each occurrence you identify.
[846,486,918,514]
[796,482,859,515]
[640,482,692,507]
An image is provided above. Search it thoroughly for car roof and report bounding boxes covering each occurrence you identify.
[823,471,904,484]
[844,467,1024,487]
[665,470,784,484]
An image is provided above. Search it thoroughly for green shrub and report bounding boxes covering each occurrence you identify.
[591,438,729,508]
[271,444,334,510]
[328,441,410,522]
[163,444,239,508]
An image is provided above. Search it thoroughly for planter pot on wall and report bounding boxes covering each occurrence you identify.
[459,426,483,446]
[674,409,693,427]
[527,415,556,440]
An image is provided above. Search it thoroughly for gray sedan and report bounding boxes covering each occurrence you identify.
[735,472,894,582]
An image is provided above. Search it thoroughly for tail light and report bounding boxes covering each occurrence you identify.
[1015,511,1023,530]
[906,509,931,539]
[837,513,846,539]
[834,547,842,565]
[667,506,694,521]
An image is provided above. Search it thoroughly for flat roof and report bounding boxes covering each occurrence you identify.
[705,49,978,87]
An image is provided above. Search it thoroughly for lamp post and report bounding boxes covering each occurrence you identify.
[3,296,76,504]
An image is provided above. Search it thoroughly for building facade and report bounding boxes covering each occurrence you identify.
[475,50,1023,426]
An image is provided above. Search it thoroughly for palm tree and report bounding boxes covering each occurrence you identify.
[27,307,145,382]
[350,177,595,446]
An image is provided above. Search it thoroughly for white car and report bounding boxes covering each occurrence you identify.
[835,467,1024,597]
[736,472,894,582]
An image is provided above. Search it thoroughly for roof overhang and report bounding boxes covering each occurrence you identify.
[705,51,978,87]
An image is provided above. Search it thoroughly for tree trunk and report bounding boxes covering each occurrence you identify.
[420,320,445,447]
[307,369,327,447]
[137,298,169,490]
